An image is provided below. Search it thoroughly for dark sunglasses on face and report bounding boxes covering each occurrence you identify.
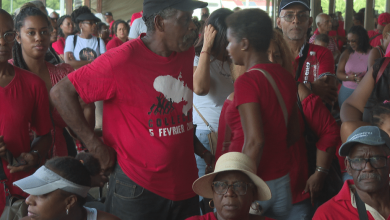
[83,21,98,26]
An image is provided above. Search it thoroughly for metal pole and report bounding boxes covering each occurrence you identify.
[310,0,320,32]
[11,0,13,14]
[365,0,374,31]
[66,0,72,15]
[329,0,335,14]
[345,0,353,33]
[272,0,277,28]
[60,0,65,16]
[387,0,390,13]
[97,0,102,13]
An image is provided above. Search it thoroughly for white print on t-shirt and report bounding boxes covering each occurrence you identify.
[153,74,192,115]
[148,73,194,137]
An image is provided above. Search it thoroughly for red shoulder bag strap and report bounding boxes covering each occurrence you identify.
[375,58,390,83]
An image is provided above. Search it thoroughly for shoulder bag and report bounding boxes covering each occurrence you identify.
[193,105,218,155]
[0,158,28,220]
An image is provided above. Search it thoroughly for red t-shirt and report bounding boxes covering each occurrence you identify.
[294,44,335,82]
[234,63,297,181]
[215,99,231,160]
[106,36,127,51]
[0,66,52,212]
[52,37,65,55]
[313,180,390,220]
[186,212,217,220]
[67,34,198,201]
[290,94,341,204]
[368,30,383,48]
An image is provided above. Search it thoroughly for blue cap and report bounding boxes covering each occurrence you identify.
[339,126,390,157]
[279,0,310,14]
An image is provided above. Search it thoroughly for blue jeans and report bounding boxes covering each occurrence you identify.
[286,199,312,220]
[338,85,355,108]
[256,174,293,220]
[194,129,211,179]
[104,163,199,220]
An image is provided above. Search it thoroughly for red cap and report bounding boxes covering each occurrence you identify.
[378,13,390,26]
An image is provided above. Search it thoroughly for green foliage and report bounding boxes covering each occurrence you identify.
[1,0,60,14]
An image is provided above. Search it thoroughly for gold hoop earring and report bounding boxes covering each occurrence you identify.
[209,199,214,209]
[241,48,246,51]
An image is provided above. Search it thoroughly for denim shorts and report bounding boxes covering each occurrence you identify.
[104,163,199,220]
[256,173,293,220]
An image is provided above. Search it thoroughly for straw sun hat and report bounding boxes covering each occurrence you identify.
[192,152,271,201]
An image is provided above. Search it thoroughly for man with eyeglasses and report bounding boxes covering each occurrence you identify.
[314,126,390,220]
[277,0,338,108]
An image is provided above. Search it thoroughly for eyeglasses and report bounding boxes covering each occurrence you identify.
[83,21,97,26]
[212,181,253,196]
[347,155,390,171]
[0,31,16,43]
[279,13,310,22]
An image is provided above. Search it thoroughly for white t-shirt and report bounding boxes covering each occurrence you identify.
[64,35,106,61]
[84,207,97,220]
[128,17,147,39]
[193,55,234,131]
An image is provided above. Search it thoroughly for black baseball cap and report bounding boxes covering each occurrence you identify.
[143,0,208,19]
[279,0,310,14]
[105,12,113,16]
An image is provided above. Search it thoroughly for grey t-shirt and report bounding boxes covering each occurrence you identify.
[129,17,147,39]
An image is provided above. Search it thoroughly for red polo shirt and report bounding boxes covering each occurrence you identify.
[294,43,335,82]
[313,180,390,220]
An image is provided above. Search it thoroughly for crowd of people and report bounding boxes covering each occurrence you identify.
[1,0,390,219]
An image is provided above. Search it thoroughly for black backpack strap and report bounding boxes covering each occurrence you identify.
[73,35,77,49]
[0,159,7,181]
[354,191,369,220]
[296,43,310,81]
[97,37,101,56]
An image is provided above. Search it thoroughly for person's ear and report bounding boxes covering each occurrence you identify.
[345,157,353,176]
[240,38,249,51]
[65,195,78,209]
[155,15,165,32]
[308,17,313,28]
[16,32,21,44]
[277,17,282,29]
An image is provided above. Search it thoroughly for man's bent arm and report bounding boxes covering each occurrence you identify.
[50,77,115,173]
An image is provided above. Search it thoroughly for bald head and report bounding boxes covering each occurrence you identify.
[316,13,332,33]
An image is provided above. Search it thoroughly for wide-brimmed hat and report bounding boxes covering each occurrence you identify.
[192,152,271,201]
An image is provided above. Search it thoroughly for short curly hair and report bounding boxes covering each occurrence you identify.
[143,8,178,32]
[226,9,273,53]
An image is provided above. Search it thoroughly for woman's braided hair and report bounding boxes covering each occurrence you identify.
[12,4,53,70]
[57,15,71,38]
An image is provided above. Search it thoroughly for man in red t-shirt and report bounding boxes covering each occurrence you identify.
[0,9,52,213]
[50,1,213,219]
[314,126,390,220]
[369,13,390,48]
[277,0,337,106]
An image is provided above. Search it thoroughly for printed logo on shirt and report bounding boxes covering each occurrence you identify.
[79,48,97,61]
[147,73,194,137]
